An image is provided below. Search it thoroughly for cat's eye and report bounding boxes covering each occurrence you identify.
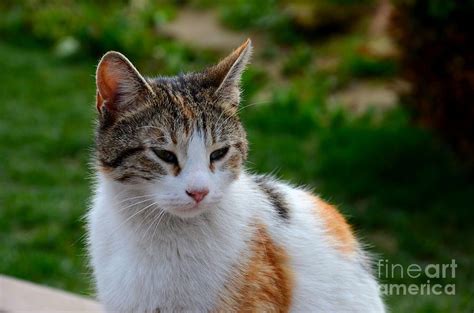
[210,147,229,163]
[152,149,178,165]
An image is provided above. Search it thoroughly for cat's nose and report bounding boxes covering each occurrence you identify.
[186,188,209,203]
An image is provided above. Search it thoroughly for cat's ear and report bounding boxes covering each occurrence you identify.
[96,51,154,114]
[207,39,252,108]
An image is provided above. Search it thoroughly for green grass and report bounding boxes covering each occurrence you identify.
[0,42,95,294]
[1,41,473,311]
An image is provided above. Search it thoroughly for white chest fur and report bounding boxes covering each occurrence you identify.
[87,174,254,313]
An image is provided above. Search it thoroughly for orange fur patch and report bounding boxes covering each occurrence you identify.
[215,223,293,312]
[311,195,356,255]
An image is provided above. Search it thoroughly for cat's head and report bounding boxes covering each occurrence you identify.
[94,39,252,218]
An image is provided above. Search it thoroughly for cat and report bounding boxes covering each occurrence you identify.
[87,39,385,313]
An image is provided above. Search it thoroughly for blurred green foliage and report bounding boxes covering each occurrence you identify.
[0,0,217,74]
[197,0,375,43]
[1,0,169,59]
[342,53,396,78]
[0,43,93,292]
[0,1,473,312]
[218,0,297,43]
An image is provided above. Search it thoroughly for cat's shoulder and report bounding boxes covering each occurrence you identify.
[248,173,357,255]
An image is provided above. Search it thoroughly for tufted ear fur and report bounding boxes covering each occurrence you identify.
[206,39,253,108]
[96,51,154,115]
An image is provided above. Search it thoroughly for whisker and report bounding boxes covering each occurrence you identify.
[151,210,169,240]
[142,208,166,241]
[114,194,156,206]
[110,188,129,201]
[117,197,154,213]
[110,201,158,236]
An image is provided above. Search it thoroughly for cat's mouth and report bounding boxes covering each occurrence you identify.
[170,202,208,218]
[158,195,222,219]
[177,203,200,212]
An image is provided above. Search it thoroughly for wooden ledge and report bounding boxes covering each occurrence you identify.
[0,275,103,313]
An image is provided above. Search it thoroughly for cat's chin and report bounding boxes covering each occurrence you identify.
[167,203,210,219]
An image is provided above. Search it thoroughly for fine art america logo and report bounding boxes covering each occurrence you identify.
[377,259,457,296]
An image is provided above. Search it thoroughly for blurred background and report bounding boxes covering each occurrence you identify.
[0,0,473,312]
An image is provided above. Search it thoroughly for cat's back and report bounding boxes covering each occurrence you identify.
[238,174,385,312]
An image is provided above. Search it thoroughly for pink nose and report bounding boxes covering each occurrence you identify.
[186,189,209,203]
